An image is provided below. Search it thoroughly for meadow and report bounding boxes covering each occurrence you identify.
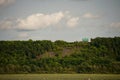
[0,74,120,80]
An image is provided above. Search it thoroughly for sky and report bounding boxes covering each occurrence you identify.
[0,0,120,41]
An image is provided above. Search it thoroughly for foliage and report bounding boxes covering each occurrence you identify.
[0,37,120,73]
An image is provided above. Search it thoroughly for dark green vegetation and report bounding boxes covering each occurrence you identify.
[0,37,120,74]
[0,74,120,80]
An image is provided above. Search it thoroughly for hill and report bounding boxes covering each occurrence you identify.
[0,37,120,73]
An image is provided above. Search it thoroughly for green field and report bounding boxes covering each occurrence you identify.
[0,74,120,80]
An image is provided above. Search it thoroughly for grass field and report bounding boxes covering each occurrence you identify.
[0,74,120,80]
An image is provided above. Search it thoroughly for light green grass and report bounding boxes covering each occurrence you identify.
[0,74,120,80]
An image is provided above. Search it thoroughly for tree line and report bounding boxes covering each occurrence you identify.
[0,37,120,74]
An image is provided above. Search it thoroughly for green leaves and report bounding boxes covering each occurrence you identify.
[0,37,120,73]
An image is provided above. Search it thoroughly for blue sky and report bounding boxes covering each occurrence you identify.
[0,0,120,41]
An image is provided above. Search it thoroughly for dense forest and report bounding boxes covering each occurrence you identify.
[0,37,120,74]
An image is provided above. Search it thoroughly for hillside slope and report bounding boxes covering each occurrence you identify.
[0,37,120,73]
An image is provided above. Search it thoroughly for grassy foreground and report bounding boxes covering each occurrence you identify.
[0,74,120,80]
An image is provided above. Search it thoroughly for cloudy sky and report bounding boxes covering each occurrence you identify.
[0,0,120,41]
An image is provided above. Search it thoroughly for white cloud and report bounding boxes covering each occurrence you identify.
[17,12,64,30]
[110,22,120,28]
[67,17,79,28]
[0,19,13,30]
[0,11,79,31]
[0,0,15,7]
[83,13,100,19]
